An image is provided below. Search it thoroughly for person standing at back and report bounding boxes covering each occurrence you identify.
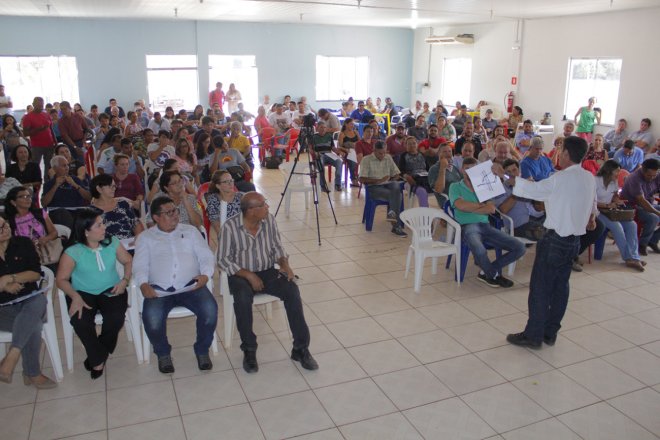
[492,136,597,348]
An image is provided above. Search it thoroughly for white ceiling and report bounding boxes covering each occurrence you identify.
[1,0,658,28]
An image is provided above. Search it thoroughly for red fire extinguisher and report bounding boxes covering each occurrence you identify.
[505,91,514,113]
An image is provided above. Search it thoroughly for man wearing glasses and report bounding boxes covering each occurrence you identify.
[134,196,218,374]
[218,192,318,373]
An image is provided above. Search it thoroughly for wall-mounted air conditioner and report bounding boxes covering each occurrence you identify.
[425,34,474,45]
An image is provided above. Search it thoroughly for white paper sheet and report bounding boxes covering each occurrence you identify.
[323,152,341,161]
[465,160,505,202]
[346,149,357,163]
[152,282,198,298]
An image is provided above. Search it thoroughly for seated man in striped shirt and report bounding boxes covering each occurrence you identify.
[217,192,318,374]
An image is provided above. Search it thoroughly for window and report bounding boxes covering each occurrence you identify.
[146,55,198,113]
[564,58,622,125]
[316,56,368,101]
[0,56,79,110]
[442,58,471,108]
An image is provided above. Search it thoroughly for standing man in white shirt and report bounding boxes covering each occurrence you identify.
[0,85,12,120]
[134,196,218,374]
[492,136,597,348]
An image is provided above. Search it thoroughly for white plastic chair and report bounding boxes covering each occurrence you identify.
[497,209,535,277]
[280,161,318,217]
[58,263,143,371]
[401,207,462,293]
[137,278,219,363]
[0,267,64,382]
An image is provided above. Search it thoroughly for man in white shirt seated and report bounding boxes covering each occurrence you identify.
[134,196,218,374]
[267,104,292,135]
[291,101,313,129]
[147,112,171,133]
[603,118,628,153]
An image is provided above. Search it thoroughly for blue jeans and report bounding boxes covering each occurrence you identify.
[142,286,218,357]
[524,230,580,342]
[597,214,640,261]
[636,205,659,246]
[320,154,343,186]
[462,222,526,279]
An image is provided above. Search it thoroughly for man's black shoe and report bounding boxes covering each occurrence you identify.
[477,273,500,288]
[543,334,557,346]
[649,242,660,254]
[158,355,175,374]
[495,275,514,288]
[243,350,258,373]
[639,244,648,256]
[196,353,213,371]
[507,332,542,349]
[291,348,319,371]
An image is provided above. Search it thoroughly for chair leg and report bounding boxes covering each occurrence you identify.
[64,321,74,371]
[127,314,144,365]
[454,248,461,285]
[413,254,425,293]
[42,329,64,382]
[141,325,152,364]
[223,294,234,350]
[431,257,438,275]
[404,248,413,278]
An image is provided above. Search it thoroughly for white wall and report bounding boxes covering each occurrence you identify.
[411,22,517,113]
[411,7,660,140]
[0,16,412,113]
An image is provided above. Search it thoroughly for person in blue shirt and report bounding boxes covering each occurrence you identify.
[520,137,554,181]
[514,120,536,154]
[349,100,373,123]
[613,140,645,173]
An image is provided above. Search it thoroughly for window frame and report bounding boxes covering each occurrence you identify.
[145,55,199,113]
[563,57,622,126]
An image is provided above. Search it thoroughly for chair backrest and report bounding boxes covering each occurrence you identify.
[400,207,460,246]
[280,160,311,187]
[259,126,276,142]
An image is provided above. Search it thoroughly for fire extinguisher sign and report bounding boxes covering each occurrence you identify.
[511,76,518,85]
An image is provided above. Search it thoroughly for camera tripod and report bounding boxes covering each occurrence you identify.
[274,126,338,246]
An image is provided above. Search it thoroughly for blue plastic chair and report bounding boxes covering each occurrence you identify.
[442,201,503,282]
[362,182,405,231]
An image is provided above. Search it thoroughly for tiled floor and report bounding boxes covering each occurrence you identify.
[3,159,660,440]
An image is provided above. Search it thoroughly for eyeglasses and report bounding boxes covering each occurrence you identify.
[16,194,32,199]
[220,179,234,184]
[158,207,180,217]
[0,224,10,232]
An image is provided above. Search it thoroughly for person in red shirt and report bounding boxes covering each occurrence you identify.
[59,101,90,160]
[385,123,407,160]
[208,82,225,110]
[355,125,377,163]
[418,124,447,167]
[21,96,56,179]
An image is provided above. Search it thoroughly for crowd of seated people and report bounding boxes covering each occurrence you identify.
[0,88,658,392]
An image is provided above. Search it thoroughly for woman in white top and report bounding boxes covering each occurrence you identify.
[595,160,644,271]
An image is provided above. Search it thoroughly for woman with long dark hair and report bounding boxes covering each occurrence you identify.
[56,208,132,379]
[595,160,643,270]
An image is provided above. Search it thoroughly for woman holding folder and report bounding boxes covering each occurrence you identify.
[0,215,56,388]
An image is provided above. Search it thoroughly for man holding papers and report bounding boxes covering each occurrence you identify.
[492,136,597,348]
[449,157,526,288]
[134,196,218,374]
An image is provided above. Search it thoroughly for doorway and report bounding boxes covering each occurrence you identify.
[208,55,258,114]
